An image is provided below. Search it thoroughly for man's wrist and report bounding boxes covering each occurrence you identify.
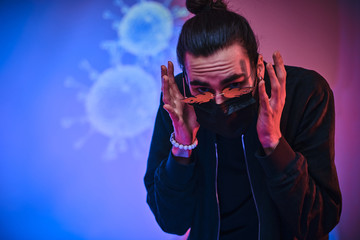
[262,137,280,156]
[172,147,192,164]
[172,146,192,157]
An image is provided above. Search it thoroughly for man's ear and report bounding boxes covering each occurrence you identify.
[257,54,265,78]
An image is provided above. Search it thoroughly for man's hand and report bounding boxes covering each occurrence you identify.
[257,51,286,155]
[161,61,199,159]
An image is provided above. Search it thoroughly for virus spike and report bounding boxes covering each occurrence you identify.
[103,138,122,160]
[100,40,123,66]
[115,0,129,14]
[79,60,99,81]
[114,0,126,8]
[103,10,115,20]
[64,76,87,90]
[73,127,94,149]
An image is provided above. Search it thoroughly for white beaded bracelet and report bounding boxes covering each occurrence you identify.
[170,132,198,150]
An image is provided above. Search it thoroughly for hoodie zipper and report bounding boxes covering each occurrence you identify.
[214,142,221,240]
[242,134,261,240]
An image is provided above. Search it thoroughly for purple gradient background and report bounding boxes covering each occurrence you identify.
[0,0,359,239]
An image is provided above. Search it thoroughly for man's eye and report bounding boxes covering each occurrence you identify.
[227,82,242,89]
[197,87,212,93]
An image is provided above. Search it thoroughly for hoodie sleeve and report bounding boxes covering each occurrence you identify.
[257,69,341,239]
[143,93,197,235]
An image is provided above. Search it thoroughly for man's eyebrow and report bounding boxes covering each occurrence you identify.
[189,80,211,87]
[190,73,247,87]
[220,73,247,85]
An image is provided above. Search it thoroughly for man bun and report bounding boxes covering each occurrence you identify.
[177,0,259,73]
[186,0,227,15]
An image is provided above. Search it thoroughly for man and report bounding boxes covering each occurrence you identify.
[144,0,341,239]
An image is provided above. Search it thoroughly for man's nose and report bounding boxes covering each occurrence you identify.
[214,92,226,104]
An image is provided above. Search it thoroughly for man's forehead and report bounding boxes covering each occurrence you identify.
[185,57,250,78]
[239,59,247,75]
[184,44,251,77]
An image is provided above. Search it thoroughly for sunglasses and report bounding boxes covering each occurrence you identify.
[180,70,255,104]
[181,86,254,104]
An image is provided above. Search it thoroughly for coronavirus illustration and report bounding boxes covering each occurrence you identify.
[102,0,187,68]
[86,66,156,139]
[63,0,188,160]
[63,62,157,159]
[119,1,173,56]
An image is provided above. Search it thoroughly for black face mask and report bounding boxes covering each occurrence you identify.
[192,92,258,138]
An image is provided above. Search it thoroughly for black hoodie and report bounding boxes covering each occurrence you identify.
[144,65,341,240]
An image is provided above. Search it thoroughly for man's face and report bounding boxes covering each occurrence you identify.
[184,43,255,105]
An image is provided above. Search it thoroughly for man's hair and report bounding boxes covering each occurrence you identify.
[177,0,259,72]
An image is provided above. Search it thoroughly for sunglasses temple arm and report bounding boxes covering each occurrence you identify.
[182,72,187,98]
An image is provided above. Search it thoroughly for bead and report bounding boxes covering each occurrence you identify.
[169,132,198,150]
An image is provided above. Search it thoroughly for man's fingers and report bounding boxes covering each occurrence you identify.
[272,51,286,87]
[162,74,171,105]
[161,65,168,94]
[163,104,179,122]
[161,63,178,104]
[167,61,185,99]
[258,79,270,111]
[167,61,175,86]
[266,62,280,101]
[161,65,167,77]
[161,65,165,93]
[168,61,174,78]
